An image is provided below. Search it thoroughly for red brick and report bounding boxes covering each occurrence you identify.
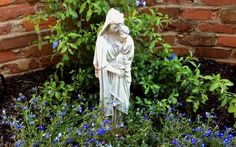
[157,7,180,19]
[232,50,236,58]
[146,0,157,6]
[40,54,61,67]
[0,0,11,6]
[216,59,236,66]
[177,33,216,47]
[221,9,236,24]
[15,0,37,3]
[163,19,196,32]
[163,0,193,4]
[163,35,176,44]
[0,50,21,63]
[23,44,53,57]
[202,0,236,6]
[198,23,236,34]
[0,33,37,50]
[3,63,19,73]
[172,46,191,55]
[0,4,35,21]
[181,8,216,20]
[29,58,40,69]
[141,7,180,19]
[194,47,231,58]
[22,17,56,31]
[218,36,236,48]
[0,23,11,35]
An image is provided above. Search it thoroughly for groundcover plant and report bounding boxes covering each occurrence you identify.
[1,0,236,146]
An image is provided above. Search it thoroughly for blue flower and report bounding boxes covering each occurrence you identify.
[39,125,45,131]
[76,107,82,113]
[21,95,26,99]
[77,130,82,136]
[202,142,205,147]
[52,41,59,49]
[169,53,177,61]
[16,140,22,147]
[53,137,59,144]
[192,128,196,133]
[83,123,89,129]
[141,0,146,6]
[190,137,196,145]
[205,112,210,118]
[97,128,106,136]
[32,99,37,104]
[23,106,28,110]
[96,141,101,145]
[217,131,224,138]
[184,134,190,141]
[102,119,111,126]
[228,132,233,140]
[223,138,229,145]
[16,124,21,130]
[68,134,73,144]
[177,102,183,106]
[90,138,95,143]
[143,114,148,120]
[17,97,21,102]
[172,139,177,145]
[33,142,38,147]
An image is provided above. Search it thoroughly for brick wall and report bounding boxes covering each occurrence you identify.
[145,0,236,66]
[0,0,236,77]
[0,0,58,77]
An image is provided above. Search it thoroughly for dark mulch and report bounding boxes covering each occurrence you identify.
[0,58,236,143]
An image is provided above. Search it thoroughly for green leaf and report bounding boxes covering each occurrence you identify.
[61,46,67,53]
[144,99,152,105]
[220,98,228,107]
[186,96,194,103]
[86,8,92,21]
[69,43,78,49]
[55,92,60,99]
[79,2,86,14]
[144,87,150,94]
[228,104,236,113]
[193,101,199,112]
[209,82,218,91]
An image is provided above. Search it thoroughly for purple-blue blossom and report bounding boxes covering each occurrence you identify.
[39,125,45,131]
[190,137,196,144]
[53,137,59,144]
[16,124,21,130]
[52,40,59,49]
[205,112,210,118]
[169,53,177,61]
[16,140,22,147]
[97,128,106,136]
[83,123,89,129]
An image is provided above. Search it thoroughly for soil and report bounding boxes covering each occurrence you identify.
[0,58,236,142]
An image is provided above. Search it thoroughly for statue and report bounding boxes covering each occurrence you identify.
[93,8,134,125]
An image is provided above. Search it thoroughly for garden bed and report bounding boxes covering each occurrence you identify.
[0,58,236,145]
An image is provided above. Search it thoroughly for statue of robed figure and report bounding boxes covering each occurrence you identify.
[93,8,134,125]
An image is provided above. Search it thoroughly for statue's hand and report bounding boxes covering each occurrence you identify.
[117,69,125,77]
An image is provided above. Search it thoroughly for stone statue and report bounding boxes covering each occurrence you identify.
[93,8,134,125]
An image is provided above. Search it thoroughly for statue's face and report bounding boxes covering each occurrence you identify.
[109,23,129,39]
[109,23,120,33]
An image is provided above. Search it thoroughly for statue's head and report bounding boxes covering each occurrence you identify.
[99,8,129,38]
